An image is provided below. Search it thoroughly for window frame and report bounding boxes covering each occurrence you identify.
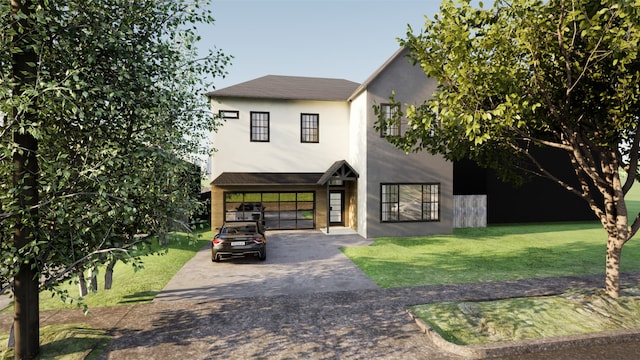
[250,111,270,142]
[300,113,319,143]
[380,103,400,137]
[219,110,239,119]
[380,183,441,222]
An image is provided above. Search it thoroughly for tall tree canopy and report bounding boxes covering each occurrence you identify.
[1,0,230,357]
[377,0,640,298]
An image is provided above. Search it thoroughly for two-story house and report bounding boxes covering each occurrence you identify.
[207,48,453,238]
[207,47,596,238]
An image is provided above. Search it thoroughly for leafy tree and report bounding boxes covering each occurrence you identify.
[376,0,640,298]
[1,0,230,357]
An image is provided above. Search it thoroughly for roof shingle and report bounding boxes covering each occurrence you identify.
[206,75,360,101]
[212,172,324,186]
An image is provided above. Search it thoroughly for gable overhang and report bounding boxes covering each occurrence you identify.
[317,160,359,185]
[347,47,408,102]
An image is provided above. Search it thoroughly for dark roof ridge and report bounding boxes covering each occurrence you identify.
[206,75,359,101]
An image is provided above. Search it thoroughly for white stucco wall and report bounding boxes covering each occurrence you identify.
[209,98,351,179]
[348,91,368,238]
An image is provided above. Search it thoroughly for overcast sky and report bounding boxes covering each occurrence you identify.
[199,0,444,91]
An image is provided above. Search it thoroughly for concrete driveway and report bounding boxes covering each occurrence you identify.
[153,229,379,302]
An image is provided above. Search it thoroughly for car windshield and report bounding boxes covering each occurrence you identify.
[222,225,257,235]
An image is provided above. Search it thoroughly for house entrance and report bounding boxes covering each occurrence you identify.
[329,190,344,226]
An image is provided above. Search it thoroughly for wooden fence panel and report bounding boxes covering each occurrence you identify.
[453,195,487,228]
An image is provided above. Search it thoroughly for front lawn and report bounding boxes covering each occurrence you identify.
[344,183,640,348]
[1,230,212,359]
[2,229,213,312]
[343,222,640,288]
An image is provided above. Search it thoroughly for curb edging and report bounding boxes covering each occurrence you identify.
[406,309,640,359]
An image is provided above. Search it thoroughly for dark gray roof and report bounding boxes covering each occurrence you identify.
[206,75,360,101]
[317,160,359,185]
[212,172,324,186]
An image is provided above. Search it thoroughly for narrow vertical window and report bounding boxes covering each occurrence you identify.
[301,113,319,143]
[250,111,269,142]
[381,184,399,222]
[380,103,400,137]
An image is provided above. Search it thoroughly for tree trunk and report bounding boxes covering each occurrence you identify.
[78,272,87,297]
[11,0,40,358]
[605,235,624,298]
[89,267,98,292]
[104,259,117,290]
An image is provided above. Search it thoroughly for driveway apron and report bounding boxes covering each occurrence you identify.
[154,230,379,301]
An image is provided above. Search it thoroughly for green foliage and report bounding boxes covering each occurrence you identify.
[376,0,640,187]
[375,0,640,296]
[0,0,230,298]
[0,231,211,312]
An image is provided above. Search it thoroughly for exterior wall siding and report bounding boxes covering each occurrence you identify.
[209,98,350,179]
[348,92,369,237]
[363,49,453,238]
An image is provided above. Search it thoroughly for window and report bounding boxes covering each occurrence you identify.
[381,183,440,222]
[250,112,269,142]
[380,103,400,137]
[224,191,315,230]
[301,113,319,143]
[219,110,239,119]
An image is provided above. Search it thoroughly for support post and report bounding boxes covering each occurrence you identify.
[326,183,330,234]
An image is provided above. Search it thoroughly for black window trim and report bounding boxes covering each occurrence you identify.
[380,182,441,223]
[219,110,239,119]
[380,103,400,137]
[250,111,270,142]
[300,113,319,143]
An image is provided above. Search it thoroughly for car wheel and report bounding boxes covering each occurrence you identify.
[211,251,219,262]
[258,248,266,261]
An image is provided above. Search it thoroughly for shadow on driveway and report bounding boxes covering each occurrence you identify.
[153,230,379,302]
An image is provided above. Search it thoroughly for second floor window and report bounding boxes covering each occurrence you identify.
[380,103,400,137]
[301,113,319,143]
[250,111,269,142]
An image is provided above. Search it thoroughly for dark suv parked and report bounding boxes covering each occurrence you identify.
[211,221,266,262]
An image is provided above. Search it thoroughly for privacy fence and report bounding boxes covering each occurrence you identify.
[453,195,487,228]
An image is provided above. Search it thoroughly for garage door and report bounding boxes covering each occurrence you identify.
[224,192,315,230]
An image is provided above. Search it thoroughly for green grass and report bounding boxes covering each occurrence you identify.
[411,287,640,345]
[344,182,640,288]
[343,222,640,287]
[0,324,109,360]
[1,230,212,359]
[3,230,212,312]
[348,179,640,347]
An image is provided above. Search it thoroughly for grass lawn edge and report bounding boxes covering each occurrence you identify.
[407,284,640,359]
[408,308,640,360]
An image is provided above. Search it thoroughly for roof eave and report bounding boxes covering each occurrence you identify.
[347,47,408,102]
